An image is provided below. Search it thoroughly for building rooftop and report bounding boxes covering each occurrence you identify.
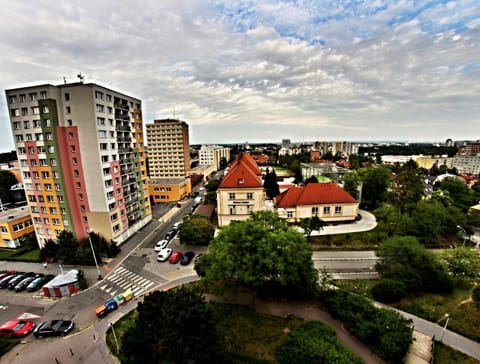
[0,206,30,223]
[275,182,357,208]
[219,152,262,189]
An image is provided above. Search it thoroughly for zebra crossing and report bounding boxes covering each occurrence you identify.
[99,266,156,298]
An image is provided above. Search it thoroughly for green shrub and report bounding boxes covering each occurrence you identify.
[276,321,363,364]
[372,279,407,303]
[322,289,412,363]
[473,286,480,309]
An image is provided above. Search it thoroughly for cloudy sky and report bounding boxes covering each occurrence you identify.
[1,0,479,152]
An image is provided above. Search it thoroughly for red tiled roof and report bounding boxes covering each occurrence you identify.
[275,182,357,207]
[220,152,262,188]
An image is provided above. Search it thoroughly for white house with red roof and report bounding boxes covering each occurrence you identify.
[216,152,266,226]
[217,153,359,226]
[275,182,359,223]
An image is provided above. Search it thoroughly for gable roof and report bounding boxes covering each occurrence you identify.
[219,152,263,188]
[275,182,357,208]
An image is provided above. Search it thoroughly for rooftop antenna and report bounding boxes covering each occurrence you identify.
[63,76,67,85]
[77,73,84,83]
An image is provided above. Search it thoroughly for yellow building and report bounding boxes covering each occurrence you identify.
[148,178,191,204]
[0,206,35,248]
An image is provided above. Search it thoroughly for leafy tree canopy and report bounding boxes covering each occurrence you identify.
[343,171,360,199]
[263,168,280,199]
[178,214,215,245]
[299,216,325,241]
[358,166,391,210]
[198,211,318,297]
[0,170,18,204]
[388,159,425,213]
[375,236,454,294]
[440,247,480,280]
[120,286,222,364]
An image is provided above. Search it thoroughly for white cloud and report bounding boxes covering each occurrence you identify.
[1,0,479,150]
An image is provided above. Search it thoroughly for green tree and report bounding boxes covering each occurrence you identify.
[178,214,215,245]
[373,203,403,237]
[299,216,325,241]
[0,170,18,204]
[40,239,58,262]
[276,321,363,364]
[199,211,318,297]
[473,286,480,309]
[375,236,454,294]
[263,168,280,199]
[343,171,360,200]
[359,166,390,210]
[22,232,38,251]
[77,269,88,290]
[440,247,480,280]
[438,177,476,212]
[304,175,318,184]
[56,231,79,264]
[120,286,222,364]
[389,159,425,213]
[371,279,407,303]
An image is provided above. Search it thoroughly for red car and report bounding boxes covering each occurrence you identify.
[0,320,36,337]
[168,251,183,264]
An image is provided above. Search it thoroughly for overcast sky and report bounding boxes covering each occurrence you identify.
[1,0,479,152]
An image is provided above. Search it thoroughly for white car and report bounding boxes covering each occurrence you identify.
[157,248,173,262]
[154,240,169,252]
[172,221,182,230]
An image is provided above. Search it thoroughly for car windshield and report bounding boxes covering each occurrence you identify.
[13,322,26,331]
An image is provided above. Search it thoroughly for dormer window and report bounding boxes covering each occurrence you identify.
[238,178,244,185]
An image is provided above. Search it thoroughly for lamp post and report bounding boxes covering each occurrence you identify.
[109,323,120,354]
[440,313,450,342]
[87,229,102,280]
[456,225,467,246]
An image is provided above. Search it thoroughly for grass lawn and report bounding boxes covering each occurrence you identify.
[434,342,480,364]
[0,248,41,262]
[310,230,384,250]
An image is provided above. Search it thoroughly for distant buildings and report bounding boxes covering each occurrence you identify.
[199,145,230,171]
[146,119,191,203]
[5,82,151,247]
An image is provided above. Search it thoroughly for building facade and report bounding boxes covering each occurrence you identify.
[275,182,359,223]
[217,153,266,226]
[0,206,34,248]
[5,82,151,247]
[199,145,230,171]
[146,119,191,202]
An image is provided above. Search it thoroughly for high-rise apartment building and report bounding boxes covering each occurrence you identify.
[146,119,191,203]
[5,82,151,247]
[199,145,230,171]
[146,119,190,178]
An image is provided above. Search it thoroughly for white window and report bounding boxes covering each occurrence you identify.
[31,106,40,114]
[8,95,16,104]
[41,105,49,113]
[11,108,20,117]
[323,207,330,214]
[312,207,319,216]
[22,108,28,116]
[229,193,235,200]
[96,104,104,112]
[66,106,71,114]
[40,91,47,99]
[98,130,106,138]
[44,118,51,126]
[95,91,104,99]
[287,211,293,218]
[97,117,105,125]
[29,93,37,101]
[19,94,26,102]
[335,206,342,214]
[229,206,236,215]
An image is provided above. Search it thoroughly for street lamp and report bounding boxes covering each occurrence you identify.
[109,323,120,354]
[440,313,450,342]
[87,228,102,280]
[456,225,467,246]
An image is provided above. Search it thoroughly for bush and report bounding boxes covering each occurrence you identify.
[322,289,412,363]
[473,286,480,309]
[276,321,363,364]
[372,279,407,303]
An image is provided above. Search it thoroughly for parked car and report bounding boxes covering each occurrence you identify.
[14,275,40,292]
[165,230,176,241]
[0,273,23,289]
[33,320,74,338]
[180,251,195,265]
[169,251,183,264]
[0,320,36,337]
[0,270,16,280]
[26,274,54,292]
[154,240,169,252]
[157,248,172,262]
[8,272,35,290]
[172,221,182,230]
